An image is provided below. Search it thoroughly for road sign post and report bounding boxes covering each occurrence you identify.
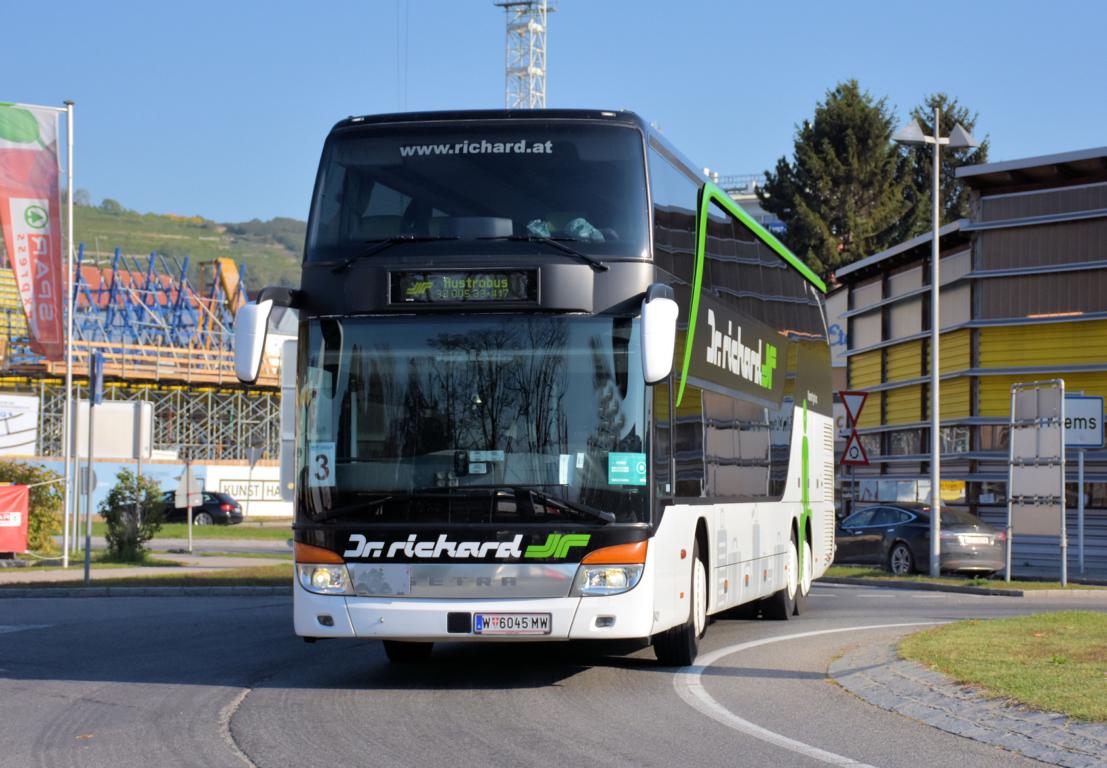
[1064,394,1103,576]
[83,352,103,585]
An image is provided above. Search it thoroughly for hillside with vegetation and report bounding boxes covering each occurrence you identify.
[73,197,304,289]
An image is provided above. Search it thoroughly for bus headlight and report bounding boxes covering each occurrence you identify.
[294,542,353,595]
[297,564,353,595]
[571,564,643,596]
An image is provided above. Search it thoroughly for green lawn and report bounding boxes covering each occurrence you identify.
[825,565,1101,590]
[900,612,1107,722]
[90,521,291,541]
[0,563,293,589]
[21,554,182,571]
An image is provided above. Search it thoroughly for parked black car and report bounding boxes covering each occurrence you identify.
[834,504,1005,576]
[159,491,244,526]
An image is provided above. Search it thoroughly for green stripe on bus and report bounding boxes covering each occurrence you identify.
[675,183,824,408]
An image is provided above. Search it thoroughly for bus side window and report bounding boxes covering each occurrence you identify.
[653,379,672,497]
[673,384,705,498]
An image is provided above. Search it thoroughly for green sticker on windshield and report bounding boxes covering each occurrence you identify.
[608,452,647,486]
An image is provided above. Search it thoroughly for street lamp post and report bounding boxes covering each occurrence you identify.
[894,107,979,577]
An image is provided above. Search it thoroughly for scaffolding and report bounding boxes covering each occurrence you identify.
[25,377,279,462]
[495,1,553,109]
[0,242,284,462]
[9,244,277,386]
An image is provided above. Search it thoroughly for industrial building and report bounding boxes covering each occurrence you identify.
[830,146,1107,574]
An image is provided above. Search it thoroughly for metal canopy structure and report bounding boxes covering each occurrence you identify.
[495,0,553,109]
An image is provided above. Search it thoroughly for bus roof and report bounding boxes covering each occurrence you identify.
[329,109,824,294]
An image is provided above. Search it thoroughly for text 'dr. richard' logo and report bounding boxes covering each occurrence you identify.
[705,309,777,390]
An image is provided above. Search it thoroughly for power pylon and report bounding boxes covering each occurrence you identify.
[494,1,555,109]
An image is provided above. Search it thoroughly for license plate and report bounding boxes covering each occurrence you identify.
[959,534,990,546]
[473,613,552,636]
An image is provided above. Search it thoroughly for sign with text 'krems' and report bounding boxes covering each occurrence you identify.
[1065,395,1104,449]
[839,390,869,466]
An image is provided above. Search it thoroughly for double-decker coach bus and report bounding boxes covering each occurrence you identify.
[235,109,834,665]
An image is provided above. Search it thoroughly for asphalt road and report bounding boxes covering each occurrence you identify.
[1,585,1103,768]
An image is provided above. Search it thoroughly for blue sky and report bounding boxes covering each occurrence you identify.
[6,0,1105,223]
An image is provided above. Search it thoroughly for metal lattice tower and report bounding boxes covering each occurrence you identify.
[495,1,554,108]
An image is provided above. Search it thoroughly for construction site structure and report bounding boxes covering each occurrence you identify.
[495,1,553,109]
[0,244,286,462]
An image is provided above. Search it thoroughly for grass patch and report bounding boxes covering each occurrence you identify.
[899,612,1107,721]
[23,553,182,571]
[0,563,293,589]
[91,521,291,541]
[824,565,1101,590]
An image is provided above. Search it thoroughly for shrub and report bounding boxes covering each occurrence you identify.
[0,460,62,554]
[99,468,165,562]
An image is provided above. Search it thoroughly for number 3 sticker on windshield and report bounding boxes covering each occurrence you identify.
[308,442,336,488]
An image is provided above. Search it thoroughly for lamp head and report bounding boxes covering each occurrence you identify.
[947,123,980,150]
[893,119,927,146]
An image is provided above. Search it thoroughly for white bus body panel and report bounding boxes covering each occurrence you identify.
[292,406,834,643]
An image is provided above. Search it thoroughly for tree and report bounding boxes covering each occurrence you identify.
[0,461,62,554]
[99,198,125,215]
[98,468,165,562]
[759,80,911,279]
[900,93,990,236]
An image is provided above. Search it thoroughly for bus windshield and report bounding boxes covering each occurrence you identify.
[305,122,648,263]
[298,315,650,524]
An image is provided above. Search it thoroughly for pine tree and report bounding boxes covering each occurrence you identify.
[759,81,910,279]
[899,93,990,237]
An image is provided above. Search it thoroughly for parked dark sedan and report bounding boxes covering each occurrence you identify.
[159,491,243,526]
[835,504,1005,575]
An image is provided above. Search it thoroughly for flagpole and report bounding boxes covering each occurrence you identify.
[62,100,75,567]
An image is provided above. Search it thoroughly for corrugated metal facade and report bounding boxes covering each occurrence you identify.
[837,149,1107,577]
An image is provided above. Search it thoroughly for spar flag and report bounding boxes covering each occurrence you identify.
[0,103,64,360]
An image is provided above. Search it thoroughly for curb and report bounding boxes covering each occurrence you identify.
[830,639,1107,768]
[0,586,291,599]
[821,577,1107,600]
[820,576,1025,596]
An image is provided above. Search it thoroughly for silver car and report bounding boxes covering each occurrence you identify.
[835,504,1006,576]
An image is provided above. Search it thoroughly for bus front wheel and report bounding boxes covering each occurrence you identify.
[383,640,434,663]
[654,542,706,666]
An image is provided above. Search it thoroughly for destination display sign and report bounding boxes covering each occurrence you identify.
[390,270,537,304]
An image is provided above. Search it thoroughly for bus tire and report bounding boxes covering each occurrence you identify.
[793,539,813,616]
[382,640,434,663]
[654,542,706,666]
[763,534,798,620]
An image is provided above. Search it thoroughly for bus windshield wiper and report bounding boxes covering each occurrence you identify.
[505,486,616,524]
[312,495,395,522]
[478,235,609,272]
[332,235,459,274]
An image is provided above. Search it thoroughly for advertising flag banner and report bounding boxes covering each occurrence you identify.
[0,103,64,360]
[0,484,30,553]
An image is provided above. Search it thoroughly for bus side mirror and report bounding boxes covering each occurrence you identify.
[641,285,679,384]
[234,299,273,384]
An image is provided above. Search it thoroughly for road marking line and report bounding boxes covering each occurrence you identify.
[0,624,51,635]
[674,622,941,767]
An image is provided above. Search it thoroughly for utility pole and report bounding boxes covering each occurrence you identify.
[494,1,554,108]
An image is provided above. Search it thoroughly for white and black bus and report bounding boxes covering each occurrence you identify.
[235,109,834,665]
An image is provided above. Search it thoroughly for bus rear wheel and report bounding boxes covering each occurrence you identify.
[762,534,798,620]
[793,539,813,616]
[654,542,706,666]
[383,640,434,663]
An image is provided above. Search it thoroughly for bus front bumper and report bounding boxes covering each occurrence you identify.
[294,581,656,641]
